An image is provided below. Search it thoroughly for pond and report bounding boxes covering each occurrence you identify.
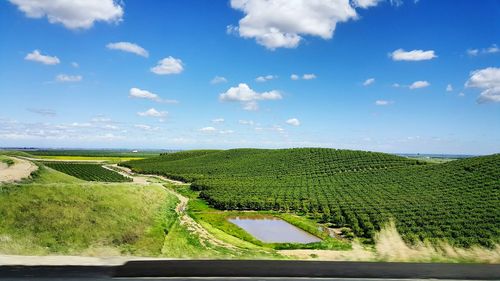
[228,216,322,244]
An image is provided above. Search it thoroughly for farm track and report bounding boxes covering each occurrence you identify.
[109,165,236,250]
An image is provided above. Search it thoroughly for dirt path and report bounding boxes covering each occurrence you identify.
[110,165,236,249]
[0,157,38,183]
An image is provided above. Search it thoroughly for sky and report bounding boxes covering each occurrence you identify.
[0,0,499,154]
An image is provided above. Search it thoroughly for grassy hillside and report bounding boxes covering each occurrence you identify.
[124,148,500,248]
[0,167,177,256]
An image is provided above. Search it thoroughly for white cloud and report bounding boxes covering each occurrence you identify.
[239,120,255,126]
[134,124,159,131]
[375,100,393,106]
[458,92,465,97]
[150,56,184,75]
[229,0,359,49]
[363,78,375,86]
[210,76,228,84]
[56,74,82,82]
[467,49,479,56]
[409,80,430,89]
[485,44,499,54]
[465,67,500,103]
[25,49,60,65]
[137,108,168,118]
[255,75,277,82]
[290,73,316,80]
[467,44,499,56]
[199,126,217,133]
[392,83,401,88]
[391,49,437,61]
[106,42,149,57]
[446,84,453,92]
[285,118,300,126]
[9,0,123,29]
[71,62,79,68]
[129,87,178,104]
[302,73,317,80]
[353,0,381,9]
[212,118,225,124]
[219,130,235,134]
[219,83,282,111]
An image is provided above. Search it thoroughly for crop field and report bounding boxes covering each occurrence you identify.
[28,149,165,158]
[124,148,500,248]
[44,162,132,182]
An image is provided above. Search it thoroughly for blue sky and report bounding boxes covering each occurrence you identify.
[0,0,499,154]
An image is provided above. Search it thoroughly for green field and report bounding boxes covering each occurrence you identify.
[28,149,165,158]
[43,162,132,182]
[0,167,177,256]
[124,148,500,248]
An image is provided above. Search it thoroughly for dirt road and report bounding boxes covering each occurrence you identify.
[0,157,38,183]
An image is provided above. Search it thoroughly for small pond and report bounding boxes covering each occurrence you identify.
[228,216,322,244]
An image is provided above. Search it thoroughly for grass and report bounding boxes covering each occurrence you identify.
[0,167,177,256]
[0,156,15,167]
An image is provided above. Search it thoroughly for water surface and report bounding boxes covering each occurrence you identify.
[229,216,321,244]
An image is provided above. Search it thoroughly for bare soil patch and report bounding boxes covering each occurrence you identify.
[0,157,38,183]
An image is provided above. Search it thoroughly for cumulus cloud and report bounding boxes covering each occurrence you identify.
[219,83,282,111]
[150,56,184,75]
[129,88,178,104]
[212,118,225,124]
[9,0,123,29]
[229,0,359,49]
[375,100,393,106]
[285,118,300,126]
[56,74,82,82]
[71,62,79,68]
[290,74,300,80]
[465,67,500,103]
[363,78,375,86]
[199,126,217,133]
[25,49,60,65]
[211,76,228,84]
[106,42,149,57]
[137,108,168,118]
[409,80,430,89]
[446,84,453,92]
[255,75,277,82]
[391,49,437,61]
